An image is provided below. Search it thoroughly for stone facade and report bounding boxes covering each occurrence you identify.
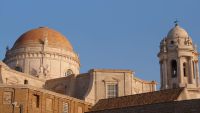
[0,85,92,113]
[0,60,156,106]
[158,24,200,89]
[0,61,45,88]
[80,69,156,104]
[158,24,200,99]
[45,69,156,104]
[4,27,80,80]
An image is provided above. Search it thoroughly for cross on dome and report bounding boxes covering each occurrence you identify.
[174,19,179,26]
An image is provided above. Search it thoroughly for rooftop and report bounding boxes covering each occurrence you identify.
[91,88,184,111]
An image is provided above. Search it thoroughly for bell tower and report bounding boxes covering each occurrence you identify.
[158,23,200,89]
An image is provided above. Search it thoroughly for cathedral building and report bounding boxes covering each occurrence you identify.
[88,23,200,113]
[0,27,156,113]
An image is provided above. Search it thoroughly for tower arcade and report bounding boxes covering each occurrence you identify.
[158,23,200,89]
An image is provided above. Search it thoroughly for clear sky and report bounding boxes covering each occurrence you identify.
[1,0,200,86]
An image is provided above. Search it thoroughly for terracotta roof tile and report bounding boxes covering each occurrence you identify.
[91,88,184,111]
[13,27,73,51]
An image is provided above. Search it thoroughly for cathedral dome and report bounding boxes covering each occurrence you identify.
[167,25,189,38]
[4,27,80,79]
[13,27,73,51]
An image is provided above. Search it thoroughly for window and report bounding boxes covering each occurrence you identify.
[171,60,177,78]
[106,84,118,98]
[63,102,69,113]
[33,94,40,108]
[15,66,22,72]
[65,69,73,76]
[24,80,28,84]
[183,63,187,77]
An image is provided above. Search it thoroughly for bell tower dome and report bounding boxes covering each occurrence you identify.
[158,23,199,89]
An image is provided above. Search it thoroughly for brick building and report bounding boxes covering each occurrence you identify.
[0,85,92,113]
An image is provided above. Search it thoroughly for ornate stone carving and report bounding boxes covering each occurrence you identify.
[184,37,192,46]
[44,65,50,76]
[3,91,13,104]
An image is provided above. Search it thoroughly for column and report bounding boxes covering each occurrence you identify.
[178,57,183,84]
[189,57,194,84]
[160,62,163,89]
[152,81,157,91]
[196,61,200,87]
[163,59,168,89]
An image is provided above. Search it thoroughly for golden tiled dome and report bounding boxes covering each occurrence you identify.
[13,27,73,51]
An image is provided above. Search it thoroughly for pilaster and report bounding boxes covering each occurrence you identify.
[188,57,194,84]
[159,61,164,89]
[178,57,184,85]
[163,59,168,89]
[195,61,200,87]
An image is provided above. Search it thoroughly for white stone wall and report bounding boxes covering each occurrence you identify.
[4,45,80,80]
[83,69,156,104]
[158,25,200,89]
[132,77,155,94]
[0,62,45,88]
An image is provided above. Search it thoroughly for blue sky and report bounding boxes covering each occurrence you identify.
[1,0,200,86]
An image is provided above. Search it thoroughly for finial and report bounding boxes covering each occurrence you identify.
[6,46,9,51]
[174,19,179,26]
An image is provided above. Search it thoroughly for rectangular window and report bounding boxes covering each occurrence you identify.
[33,94,40,108]
[63,102,69,113]
[106,84,118,98]
[24,80,28,84]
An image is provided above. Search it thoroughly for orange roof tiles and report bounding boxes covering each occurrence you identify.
[91,88,184,111]
[13,27,73,51]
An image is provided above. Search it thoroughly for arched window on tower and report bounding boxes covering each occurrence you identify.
[171,60,177,78]
[15,66,22,72]
[183,62,187,77]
